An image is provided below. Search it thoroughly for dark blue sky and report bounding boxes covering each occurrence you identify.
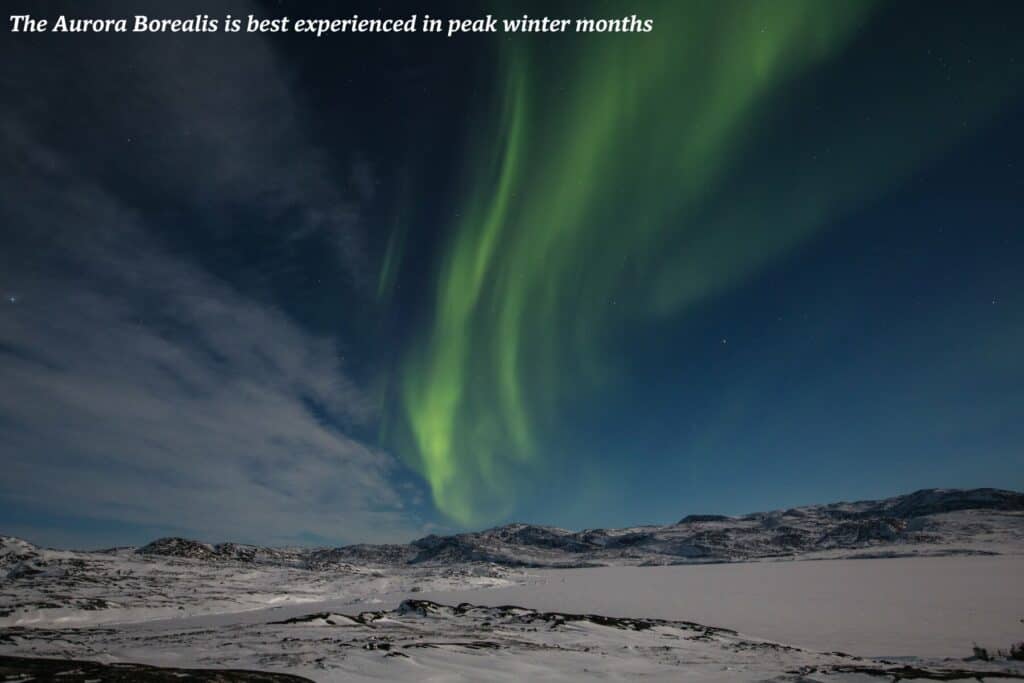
[1,0,1022,548]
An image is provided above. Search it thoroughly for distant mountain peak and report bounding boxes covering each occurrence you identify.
[30,487,1016,570]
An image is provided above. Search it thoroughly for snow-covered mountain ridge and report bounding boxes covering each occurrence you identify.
[377,487,1024,566]
[25,487,1021,570]
[1,489,1022,680]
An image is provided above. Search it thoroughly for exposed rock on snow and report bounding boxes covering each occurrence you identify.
[0,536,39,566]
[137,537,307,566]
[137,536,218,559]
[3,598,1022,682]
[0,654,315,681]
[325,487,1024,567]
[1,489,1022,681]
[42,488,1020,572]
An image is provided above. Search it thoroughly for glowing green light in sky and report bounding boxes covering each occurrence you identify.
[397,0,1020,525]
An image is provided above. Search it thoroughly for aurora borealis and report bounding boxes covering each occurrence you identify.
[396,1,1024,525]
[400,1,876,524]
[2,0,1023,547]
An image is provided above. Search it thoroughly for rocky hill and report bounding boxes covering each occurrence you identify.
[131,487,1024,568]
[4,488,1021,575]
[379,488,1023,567]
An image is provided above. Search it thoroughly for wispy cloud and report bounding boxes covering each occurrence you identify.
[0,123,421,546]
[0,4,424,548]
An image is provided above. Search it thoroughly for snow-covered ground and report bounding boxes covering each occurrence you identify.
[2,489,1023,680]
[413,555,1024,659]
[1,559,1022,682]
[0,544,518,628]
[2,555,1023,680]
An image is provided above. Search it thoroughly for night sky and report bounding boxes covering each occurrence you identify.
[2,0,1022,548]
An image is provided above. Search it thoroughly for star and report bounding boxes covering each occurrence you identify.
[7,294,17,304]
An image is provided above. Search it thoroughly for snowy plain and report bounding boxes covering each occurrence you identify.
[3,555,1023,681]
[2,489,1023,681]
[413,554,1024,659]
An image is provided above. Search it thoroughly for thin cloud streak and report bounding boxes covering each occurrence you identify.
[0,11,425,546]
[0,134,420,545]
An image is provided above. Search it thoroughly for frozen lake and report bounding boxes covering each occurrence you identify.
[5,551,1023,680]
[410,554,1024,659]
